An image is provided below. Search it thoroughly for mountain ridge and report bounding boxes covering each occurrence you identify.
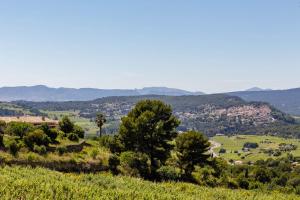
[0,85,204,102]
[230,87,300,116]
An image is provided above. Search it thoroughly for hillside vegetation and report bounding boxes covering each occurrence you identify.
[15,94,297,137]
[1,100,300,197]
[0,102,43,116]
[0,166,298,200]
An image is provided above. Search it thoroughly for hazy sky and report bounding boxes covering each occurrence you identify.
[0,0,299,93]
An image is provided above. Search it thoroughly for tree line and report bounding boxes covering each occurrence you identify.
[96,100,300,194]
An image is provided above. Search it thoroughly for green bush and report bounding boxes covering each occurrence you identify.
[295,185,300,195]
[288,177,300,188]
[33,145,47,155]
[73,125,85,138]
[108,136,124,154]
[157,166,181,181]
[227,178,239,189]
[0,134,4,148]
[98,135,113,148]
[192,166,218,187]
[48,128,59,142]
[39,123,58,142]
[5,122,34,139]
[237,177,249,189]
[24,130,51,150]
[57,146,67,156]
[67,133,79,142]
[0,120,6,134]
[90,149,98,159]
[8,140,20,157]
[59,116,74,134]
[108,154,120,175]
[254,168,271,183]
[219,148,226,154]
[119,151,150,179]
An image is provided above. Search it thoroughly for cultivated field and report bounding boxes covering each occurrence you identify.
[212,135,300,162]
[0,166,298,200]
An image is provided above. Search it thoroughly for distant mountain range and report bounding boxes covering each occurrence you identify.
[0,85,204,102]
[14,94,296,137]
[1,85,300,116]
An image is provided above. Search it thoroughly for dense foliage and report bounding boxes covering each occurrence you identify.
[175,131,211,177]
[115,100,180,177]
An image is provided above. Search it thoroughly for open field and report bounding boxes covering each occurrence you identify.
[0,166,298,200]
[42,110,100,136]
[212,135,300,162]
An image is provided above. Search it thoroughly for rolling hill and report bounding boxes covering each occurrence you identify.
[1,85,300,117]
[230,88,300,116]
[15,94,297,137]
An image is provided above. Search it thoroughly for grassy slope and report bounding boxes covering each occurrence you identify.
[42,110,100,136]
[212,135,300,162]
[1,135,110,166]
[0,166,298,200]
[0,102,34,115]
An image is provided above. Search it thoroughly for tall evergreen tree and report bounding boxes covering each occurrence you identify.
[118,100,180,176]
[175,131,211,176]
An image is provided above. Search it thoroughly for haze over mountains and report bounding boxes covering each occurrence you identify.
[0,85,204,102]
[0,85,300,116]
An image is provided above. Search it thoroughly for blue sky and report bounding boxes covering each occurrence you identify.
[0,0,299,93]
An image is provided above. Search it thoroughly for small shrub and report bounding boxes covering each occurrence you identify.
[40,123,58,142]
[33,145,47,155]
[24,130,51,150]
[57,146,67,156]
[192,166,218,187]
[90,149,98,159]
[108,154,120,175]
[295,185,300,195]
[288,177,300,188]
[67,133,79,142]
[27,153,37,162]
[254,168,271,183]
[219,148,226,154]
[0,134,4,148]
[48,128,59,142]
[59,116,74,134]
[73,125,85,138]
[119,151,150,179]
[108,136,123,154]
[8,140,20,157]
[157,166,181,181]
[57,130,66,139]
[237,177,249,189]
[227,178,239,189]
[98,135,113,148]
[273,150,282,157]
[243,142,259,149]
